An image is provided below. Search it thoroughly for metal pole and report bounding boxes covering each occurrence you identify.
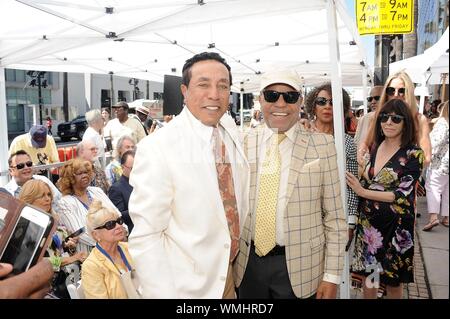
[0,67,10,185]
[327,0,349,299]
[38,72,43,125]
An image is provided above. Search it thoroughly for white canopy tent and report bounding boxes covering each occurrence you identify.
[390,27,449,113]
[1,0,371,297]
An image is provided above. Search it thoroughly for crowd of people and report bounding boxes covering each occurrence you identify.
[0,51,448,300]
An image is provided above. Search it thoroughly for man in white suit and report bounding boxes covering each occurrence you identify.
[128,52,249,298]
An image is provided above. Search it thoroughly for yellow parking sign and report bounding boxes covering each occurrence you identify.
[356,0,414,35]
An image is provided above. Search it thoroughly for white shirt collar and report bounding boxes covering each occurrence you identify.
[185,106,216,144]
[262,123,297,144]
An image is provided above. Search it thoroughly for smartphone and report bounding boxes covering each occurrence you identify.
[0,205,54,275]
[65,227,85,242]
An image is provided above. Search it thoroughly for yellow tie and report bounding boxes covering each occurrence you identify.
[254,133,286,257]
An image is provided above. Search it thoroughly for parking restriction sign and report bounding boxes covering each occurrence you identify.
[356,0,414,35]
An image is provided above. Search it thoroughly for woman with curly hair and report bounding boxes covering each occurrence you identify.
[55,158,122,253]
[304,82,360,233]
[346,99,424,299]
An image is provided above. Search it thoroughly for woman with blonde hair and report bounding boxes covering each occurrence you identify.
[359,71,432,165]
[82,200,135,299]
[55,158,122,253]
[19,179,87,298]
[423,101,449,231]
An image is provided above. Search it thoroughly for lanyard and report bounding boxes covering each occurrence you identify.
[96,243,132,273]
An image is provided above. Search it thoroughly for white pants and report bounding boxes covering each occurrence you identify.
[425,169,449,216]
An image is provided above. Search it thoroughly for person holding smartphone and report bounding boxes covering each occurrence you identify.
[0,259,53,298]
[19,180,87,298]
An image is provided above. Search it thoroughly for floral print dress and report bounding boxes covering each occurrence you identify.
[352,144,424,286]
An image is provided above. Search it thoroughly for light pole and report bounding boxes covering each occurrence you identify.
[26,71,47,125]
[128,78,140,101]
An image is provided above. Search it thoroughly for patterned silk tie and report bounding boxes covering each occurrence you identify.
[254,133,286,257]
[213,127,240,262]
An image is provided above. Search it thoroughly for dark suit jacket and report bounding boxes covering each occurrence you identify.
[108,175,134,233]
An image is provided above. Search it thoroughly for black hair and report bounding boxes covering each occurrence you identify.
[304,82,351,120]
[182,52,232,87]
[120,150,136,166]
[374,99,416,148]
[8,150,31,167]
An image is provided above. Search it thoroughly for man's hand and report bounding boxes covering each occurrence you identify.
[0,263,13,277]
[0,259,53,299]
[316,281,337,299]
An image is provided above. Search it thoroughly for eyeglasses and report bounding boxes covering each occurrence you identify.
[379,113,405,124]
[10,161,33,170]
[386,87,406,97]
[262,90,301,104]
[315,97,333,107]
[367,96,381,102]
[95,217,124,230]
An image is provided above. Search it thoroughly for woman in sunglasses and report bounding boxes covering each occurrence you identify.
[55,158,123,253]
[359,71,431,166]
[346,99,424,299]
[82,200,134,299]
[304,83,360,234]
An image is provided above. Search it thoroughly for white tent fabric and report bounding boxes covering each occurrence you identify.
[389,27,449,85]
[0,0,369,91]
[1,1,368,297]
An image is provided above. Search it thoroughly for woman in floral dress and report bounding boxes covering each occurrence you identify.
[346,99,424,299]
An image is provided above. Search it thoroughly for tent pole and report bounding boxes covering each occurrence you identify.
[0,67,10,184]
[419,75,427,114]
[240,84,244,129]
[84,73,92,111]
[327,0,349,299]
[362,66,368,115]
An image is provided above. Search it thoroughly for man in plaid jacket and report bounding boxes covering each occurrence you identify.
[234,71,347,299]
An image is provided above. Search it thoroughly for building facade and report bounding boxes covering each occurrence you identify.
[5,69,163,139]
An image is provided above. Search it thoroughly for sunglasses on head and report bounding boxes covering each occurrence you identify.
[95,217,124,230]
[379,113,405,124]
[263,90,301,104]
[314,97,333,107]
[11,161,33,170]
[367,96,381,102]
[386,87,406,96]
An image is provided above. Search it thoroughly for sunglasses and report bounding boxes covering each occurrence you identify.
[379,113,405,124]
[386,87,406,96]
[315,97,333,107]
[95,217,124,230]
[367,96,380,102]
[263,90,301,104]
[10,161,33,170]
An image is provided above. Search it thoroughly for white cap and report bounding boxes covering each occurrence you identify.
[259,70,301,92]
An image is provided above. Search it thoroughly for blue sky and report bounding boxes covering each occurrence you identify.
[345,0,375,67]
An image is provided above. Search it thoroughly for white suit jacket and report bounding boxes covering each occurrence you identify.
[128,107,249,298]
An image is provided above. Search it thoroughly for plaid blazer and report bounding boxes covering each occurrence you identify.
[233,124,347,298]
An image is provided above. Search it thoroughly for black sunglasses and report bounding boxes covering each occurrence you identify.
[10,161,33,170]
[386,87,406,96]
[379,113,405,124]
[367,96,381,102]
[263,90,301,104]
[95,217,124,230]
[315,97,333,107]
